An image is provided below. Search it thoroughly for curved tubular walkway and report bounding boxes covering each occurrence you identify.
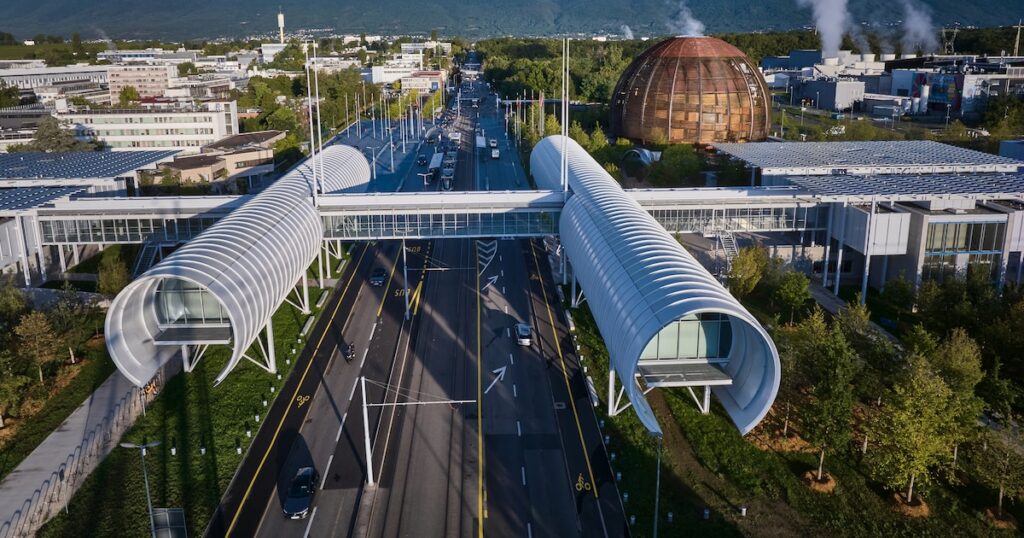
[531,135,780,436]
[105,145,370,387]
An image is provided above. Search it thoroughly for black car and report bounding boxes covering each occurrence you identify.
[369,268,388,287]
[416,155,428,166]
[282,467,319,519]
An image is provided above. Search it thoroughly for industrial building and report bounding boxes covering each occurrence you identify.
[610,36,771,145]
[0,65,109,90]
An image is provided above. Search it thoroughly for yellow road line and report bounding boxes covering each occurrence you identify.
[376,252,400,317]
[411,281,424,316]
[475,241,485,537]
[226,244,369,536]
[529,241,599,499]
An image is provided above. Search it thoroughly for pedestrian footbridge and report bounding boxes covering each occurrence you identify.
[14,139,790,436]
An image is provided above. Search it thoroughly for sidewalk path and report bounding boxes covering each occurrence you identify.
[0,365,168,538]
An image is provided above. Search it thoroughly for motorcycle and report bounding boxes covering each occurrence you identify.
[345,344,356,363]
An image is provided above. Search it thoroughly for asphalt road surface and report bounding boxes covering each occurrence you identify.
[207,75,625,538]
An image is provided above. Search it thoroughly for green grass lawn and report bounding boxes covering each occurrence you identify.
[39,283,328,537]
[0,340,115,483]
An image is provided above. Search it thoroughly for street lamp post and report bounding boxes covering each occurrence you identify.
[120,441,161,538]
[366,146,378,180]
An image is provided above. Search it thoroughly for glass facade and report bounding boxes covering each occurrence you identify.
[39,216,221,244]
[322,211,559,239]
[647,205,824,234]
[922,221,1005,283]
[640,313,733,362]
[925,221,1005,254]
[154,278,229,326]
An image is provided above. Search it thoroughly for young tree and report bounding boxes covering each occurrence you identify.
[15,311,62,383]
[775,270,810,324]
[881,273,915,321]
[98,250,129,296]
[118,85,141,106]
[0,276,28,340]
[777,307,829,436]
[588,123,609,151]
[727,245,768,300]
[964,428,1024,520]
[0,372,31,428]
[867,355,956,504]
[543,113,561,136]
[801,324,858,481]
[568,120,590,149]
[929,328,985,468]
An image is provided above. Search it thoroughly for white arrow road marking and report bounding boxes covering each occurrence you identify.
[484,365,508,395]
[482,274,499,291]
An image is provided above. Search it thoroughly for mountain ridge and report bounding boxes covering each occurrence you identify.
[1,0,1020,41]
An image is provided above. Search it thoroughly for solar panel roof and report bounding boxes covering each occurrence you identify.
[0,187,87,211]
[0,151,178,180]
[713,141,1023,172]
[786,173,1024,199]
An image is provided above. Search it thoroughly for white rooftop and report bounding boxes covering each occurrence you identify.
[713,141,1024,175]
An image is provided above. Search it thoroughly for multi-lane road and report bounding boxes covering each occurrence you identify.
[207,72,625,537]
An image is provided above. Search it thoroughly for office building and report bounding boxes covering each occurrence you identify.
[58,101,238,152]
[107,65,176,102]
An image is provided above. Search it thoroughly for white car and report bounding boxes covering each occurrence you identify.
[514,323,532,346]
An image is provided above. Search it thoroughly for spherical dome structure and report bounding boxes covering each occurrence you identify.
[610,36,771,145]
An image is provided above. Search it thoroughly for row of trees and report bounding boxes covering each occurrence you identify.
[726,244,1023,517]
[477,38,648,104]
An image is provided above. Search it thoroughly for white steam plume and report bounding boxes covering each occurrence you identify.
[621,25,635,39]
[667,1,705,37]
[795,0,850,57]
[899,0,939,53]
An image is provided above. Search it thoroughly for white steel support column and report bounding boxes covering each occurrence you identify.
[317,246,324,289]
[301,271,310,315]
[16,216,31,286]
[72,244,80,267]
[860,201,875,304]
[361,376,375,485]
[265,318,276,373]
[703,386,711,414]
[402,240,410,321]
[833,202,848,296]
[822,203,834,287]
[607,366,616,417]
[58,244,67,274]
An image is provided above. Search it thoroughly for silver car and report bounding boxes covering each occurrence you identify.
[515,323,532,346]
